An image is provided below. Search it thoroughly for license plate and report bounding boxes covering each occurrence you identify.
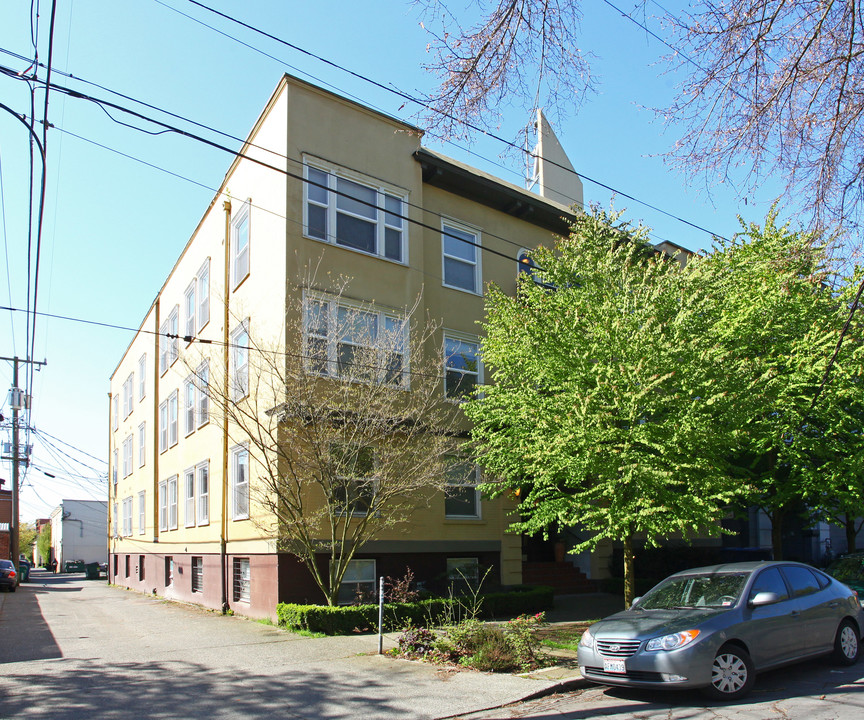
[603,658,626,674]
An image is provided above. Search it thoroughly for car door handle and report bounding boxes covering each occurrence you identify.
[828,601,840,608]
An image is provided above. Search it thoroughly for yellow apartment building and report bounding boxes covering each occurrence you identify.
[107,74,585,620]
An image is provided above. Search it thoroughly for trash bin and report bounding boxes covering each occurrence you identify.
[64,560,85,573]
[85,562,100,580]
[18,562,30,583]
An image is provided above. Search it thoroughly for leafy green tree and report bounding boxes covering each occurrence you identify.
[465,209,744,606]
[37,523,51,566]
[18,522,37,562]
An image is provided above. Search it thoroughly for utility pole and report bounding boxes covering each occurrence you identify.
[2,355,47,569]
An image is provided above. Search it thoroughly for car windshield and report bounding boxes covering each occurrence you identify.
[637,572,749,609]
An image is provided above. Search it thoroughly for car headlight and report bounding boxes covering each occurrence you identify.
[580,627,595,649]
[646,629,700,652]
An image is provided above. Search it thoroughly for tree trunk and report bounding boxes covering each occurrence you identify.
[771,507,784,560]
[623,533,635,609]
[845,512,857,554]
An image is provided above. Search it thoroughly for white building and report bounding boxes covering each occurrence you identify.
[50,499,108,568]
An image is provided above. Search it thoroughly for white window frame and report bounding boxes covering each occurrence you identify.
[232,201,250,289]
[138,490,146,535]
[197,259,210,331]
[138,354,146,400]
[191,556,204,594]
[122,434,133,478]
[184,467,196,527]
[303,158,407,264]
[168,390,179,447]
[231,321,249,400]
[233,558,251,603]
[122,496,133,536]
[338,559,376,604]
[158,480,168,531]
[123,374,134,418]
[441,219,481,295]
[184,281,196,341]
[112,448,118,487]
[159,401,168,454]
[443,332,482,400]
[138,422,146,467]
[231,444,249,520]
[196,361,209,427]
[197,460,210,526]
[184,377,196,436]
[113,502,118,538]
[167,475,178,531]
[159,306,179,375]
[302,292,408,387]
[444,456,481,519]
[112,395,119,430]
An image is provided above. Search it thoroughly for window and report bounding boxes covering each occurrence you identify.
[444,334,481,399]
[168,390,178,447]
[333,444,376,517]
[123,374,134,417]
[232,202,250,288]
[112,502,118,538]
[159,306,179,375]
[138,354,146,400]
[138,491,146,535]
[338,559,376,604]
[122,496,133,536]
[304,160,406,263]
[184,281,196,340]
[233,558,250,602]
[167,475,178,530]
[112,448,118,487]
[122,435,133,477]
[197,259,210,330]
[191,557,203,594]
[184,468,196,527]
[445,457,480,518]
[231,321,249,400]
[138,555,145,581]
[112,395,119,430]
[197,461,209,526]
[184,377,196,436]
[158,480,167,531]
[196,361,209,427]
[748,567,789,603]
[303,295,407,385]
[138,422,146,467]
[159,401,167,453]
[781,566,822,598]
[447,557,479,587]
[442,221,480,294]
[231,445,249,520]
[125,555,130,578]
[165,556,174,587]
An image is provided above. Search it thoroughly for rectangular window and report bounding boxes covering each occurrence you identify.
[159,401,168,453]
[159,307,179,375]
[122,435,133,477]
[138,491,146,535]
[112,395,119,430]
[184,281,196,340]
[123,374,134,417]
[122,496,133,536]
[233,202,250,288]
[197,461,210,526]
[184,377,196,436]
[168,475,178,530]
[304,160,406,263]
[125,555,130,578]
[158,480,168,531]
[113,502,118,538]
[138,354,146,400]
[184,468,196,527]
[233,558,250,602]
[338,559,376,605]
[231,321,249,400]
[112,448,118,487]
[139,555,145,581]
[168,391,178,447]
[231,445,249,520]
[447,557,479,586]
[197,259,210,331]
[138,422,146,467]
[444,334,481,400]
[442,221,480,294]
[444,457,480,518]
[196,361,209,427]
[191,556,203,594]
[165,556,174,587]
[303,295,407,385]
[333,444,376,517]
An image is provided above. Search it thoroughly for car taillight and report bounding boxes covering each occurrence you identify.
[9,570,16,578]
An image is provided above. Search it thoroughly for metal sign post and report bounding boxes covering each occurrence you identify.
[377,575,385,654]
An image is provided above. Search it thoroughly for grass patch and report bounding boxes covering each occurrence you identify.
[290,628,327,638]
[536,620,598,654]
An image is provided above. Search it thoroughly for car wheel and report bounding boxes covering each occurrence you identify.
[831,620,860,666]
[701,645,755,700]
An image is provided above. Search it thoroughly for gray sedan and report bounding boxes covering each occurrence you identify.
[578,560,863,700]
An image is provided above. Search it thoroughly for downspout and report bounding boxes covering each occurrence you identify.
[221,198,232,614]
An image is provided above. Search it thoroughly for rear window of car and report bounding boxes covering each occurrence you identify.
[781,566,822,598]
[0,560,13,569]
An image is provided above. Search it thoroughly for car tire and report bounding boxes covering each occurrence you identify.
[831,620,860,666]
[701,645,755,701]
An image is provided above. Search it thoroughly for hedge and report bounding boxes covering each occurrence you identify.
[276,585,554,635]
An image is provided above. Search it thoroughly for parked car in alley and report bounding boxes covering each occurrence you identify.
[0,559,18,592]
[578,561,862,700]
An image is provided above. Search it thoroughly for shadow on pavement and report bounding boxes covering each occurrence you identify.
[0,572,71,664]
[0,658,422,719]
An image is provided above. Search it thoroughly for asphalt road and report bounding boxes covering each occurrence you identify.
[0,570,562,720]
[454,654,864,719]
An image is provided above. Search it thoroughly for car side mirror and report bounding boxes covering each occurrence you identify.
[631,596,641,606]
[749,591,781,607]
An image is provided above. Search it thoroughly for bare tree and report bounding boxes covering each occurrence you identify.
[199,280,463,606]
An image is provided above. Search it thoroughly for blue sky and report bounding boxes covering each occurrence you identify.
[0,0,788,520]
